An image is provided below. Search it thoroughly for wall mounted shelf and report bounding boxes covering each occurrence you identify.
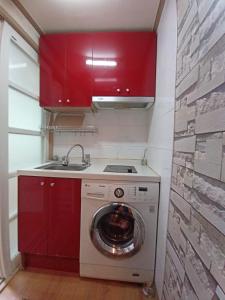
[43,125,97,134]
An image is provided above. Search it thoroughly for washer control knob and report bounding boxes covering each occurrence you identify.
[114,188,124,198]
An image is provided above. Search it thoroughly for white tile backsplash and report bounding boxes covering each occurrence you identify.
[117,143,148,160]
[53,110,148,160]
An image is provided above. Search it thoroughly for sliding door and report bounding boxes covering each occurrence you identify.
[0,22,45,277]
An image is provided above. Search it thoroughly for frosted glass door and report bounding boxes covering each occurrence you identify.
[8,88,42,131]
[8,38,42,262]
[9,41,39,96]
[8,40,42,173]
[8,134,42,172]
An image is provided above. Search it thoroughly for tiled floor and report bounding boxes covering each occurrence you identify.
[0,271,155,300]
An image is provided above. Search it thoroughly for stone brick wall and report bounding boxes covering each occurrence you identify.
[162,1,225,299]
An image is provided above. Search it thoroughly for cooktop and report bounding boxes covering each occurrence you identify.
[103,165,137,173]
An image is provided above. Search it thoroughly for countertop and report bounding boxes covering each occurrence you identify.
[17,158,160,182]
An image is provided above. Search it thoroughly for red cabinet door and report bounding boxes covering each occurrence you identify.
[92,32,124,97]
[92,32,157,97]
[40,34,67,107]
[121,32,157,97]
[65,33,93,107]
[47,178,81,258]
[40,33,93,108]
[18,176,48,255]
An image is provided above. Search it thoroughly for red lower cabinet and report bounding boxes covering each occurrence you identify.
[18,176,81,273]
[18,176,48,255]
[48,178,81,258]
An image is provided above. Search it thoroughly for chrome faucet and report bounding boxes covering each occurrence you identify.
[62,144,88,166]
[141,148,148,166]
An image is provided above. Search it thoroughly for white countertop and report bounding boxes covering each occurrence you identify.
[17,158,160,182]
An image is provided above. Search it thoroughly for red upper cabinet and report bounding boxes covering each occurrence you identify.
[40,33,93,108]
[65,33,93,107]
[91,33,124,97]
[40,35,66,107]
[92,32,157,97]
[40,31,157,108]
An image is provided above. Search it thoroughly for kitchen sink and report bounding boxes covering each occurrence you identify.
[36,163,89,171]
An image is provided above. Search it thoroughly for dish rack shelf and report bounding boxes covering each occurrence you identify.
[43,125,97,134]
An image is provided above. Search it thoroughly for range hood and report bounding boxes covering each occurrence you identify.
[92,96,154,110]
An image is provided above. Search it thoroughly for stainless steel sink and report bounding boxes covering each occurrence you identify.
[36,163,89,171]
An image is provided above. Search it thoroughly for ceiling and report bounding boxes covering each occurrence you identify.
[18,0,160,33]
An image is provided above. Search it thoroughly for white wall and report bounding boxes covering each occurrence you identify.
[146,0,177,298]
[53,110,149,160]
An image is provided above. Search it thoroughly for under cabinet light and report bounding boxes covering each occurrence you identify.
[86,59,117,67]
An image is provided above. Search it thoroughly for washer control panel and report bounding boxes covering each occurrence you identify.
[82,180,159,203]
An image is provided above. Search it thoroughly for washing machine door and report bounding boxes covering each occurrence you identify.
[90,203,145,258]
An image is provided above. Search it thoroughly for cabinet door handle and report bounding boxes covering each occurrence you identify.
[66,99,70,103]
[58,99,62,103]
[126,88,130,93]
[116,88,121,93]
[50,183,55,187]
[40,181,45,186]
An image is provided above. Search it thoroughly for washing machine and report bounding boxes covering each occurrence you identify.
[80,179,159,284]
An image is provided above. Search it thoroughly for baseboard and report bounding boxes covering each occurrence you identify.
[22,253,79,274]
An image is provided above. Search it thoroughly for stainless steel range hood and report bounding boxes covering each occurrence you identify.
[92,96,154,110]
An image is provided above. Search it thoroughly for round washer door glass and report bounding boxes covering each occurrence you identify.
[90,203,145,258]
